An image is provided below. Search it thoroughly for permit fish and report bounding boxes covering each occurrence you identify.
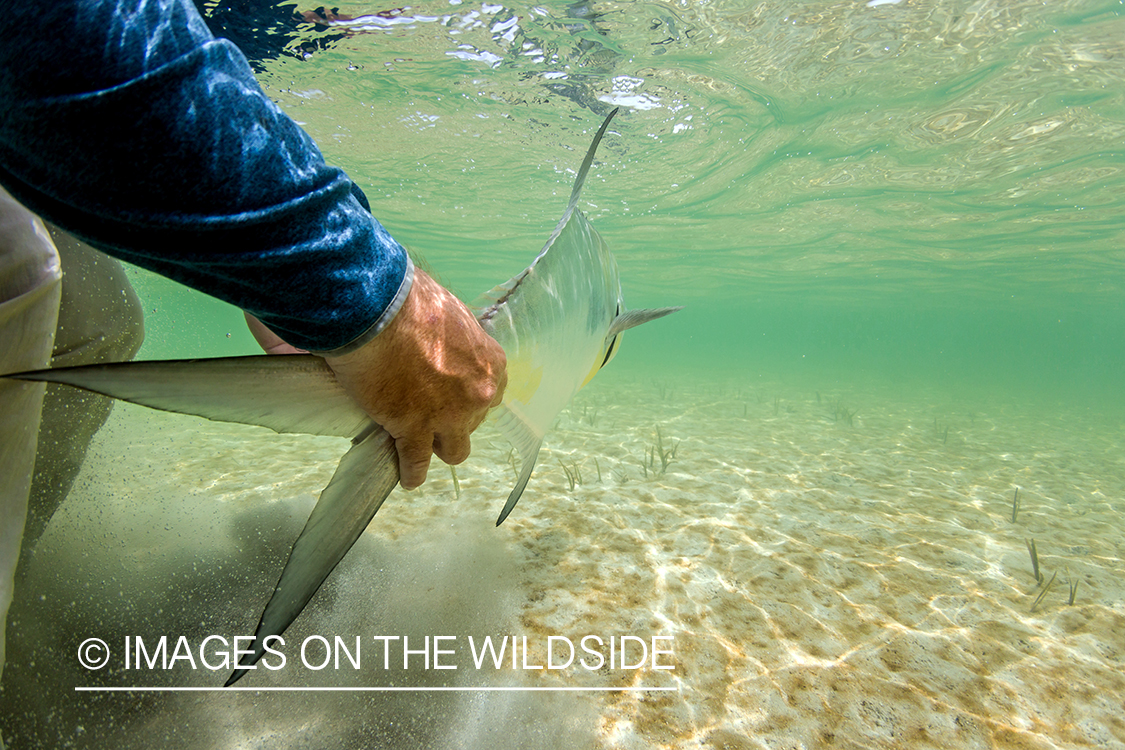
[4,108,680,685]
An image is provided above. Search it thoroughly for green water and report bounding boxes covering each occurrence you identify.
[5,5,1125,746]
[140,0,1125,409]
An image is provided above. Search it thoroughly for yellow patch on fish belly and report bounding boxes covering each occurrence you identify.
[506,354,544,405]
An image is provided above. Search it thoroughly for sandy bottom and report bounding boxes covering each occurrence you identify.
[2,371,1124,749]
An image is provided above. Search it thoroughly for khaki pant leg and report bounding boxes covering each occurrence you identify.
[0,187,62,692]
[23,230,144,548]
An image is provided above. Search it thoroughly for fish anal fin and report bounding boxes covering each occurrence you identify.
[496,442,541,526]
[491,405,545,526]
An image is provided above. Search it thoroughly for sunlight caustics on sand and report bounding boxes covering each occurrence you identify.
[4,370,1122,749]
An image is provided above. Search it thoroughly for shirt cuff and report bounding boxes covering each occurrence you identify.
[309,254,415,357]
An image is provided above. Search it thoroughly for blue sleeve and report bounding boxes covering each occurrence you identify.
[0,0,411,354]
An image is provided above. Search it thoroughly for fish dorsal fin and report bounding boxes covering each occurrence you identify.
[565,107,618,216]
[474,108,619,317]
[608,306,684,337]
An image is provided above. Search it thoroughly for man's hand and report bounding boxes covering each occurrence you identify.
[324,269,506,489]
[245,312,306,355]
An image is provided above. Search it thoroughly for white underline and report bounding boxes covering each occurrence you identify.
[75,685,679,693]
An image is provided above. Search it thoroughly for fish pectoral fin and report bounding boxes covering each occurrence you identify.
[3,354,369,438]
[225,422,398,686]
[608,306,684,337]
